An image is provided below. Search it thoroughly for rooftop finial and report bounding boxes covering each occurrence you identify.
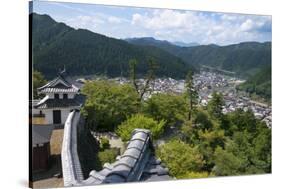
[59,65,66,76]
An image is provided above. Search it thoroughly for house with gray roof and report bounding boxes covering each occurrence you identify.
[32,125,54,171]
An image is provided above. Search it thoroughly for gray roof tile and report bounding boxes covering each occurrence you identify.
[130,132,148,142]
[122,148,141,159]
[117,156,137,168]
[32,125,54,145]
[82,128,171,185]
[127,140,145,151]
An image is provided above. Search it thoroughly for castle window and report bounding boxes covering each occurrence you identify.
[63,94,68,99]
[54,93,59,99]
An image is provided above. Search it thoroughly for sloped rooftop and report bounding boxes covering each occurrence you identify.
[32,125,54,145]
[34,94,86,109]
[37,71,80,94]
[81,129,171,185]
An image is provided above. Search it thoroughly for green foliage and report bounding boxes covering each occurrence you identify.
[142,93,187,127]
[213,121,271,176]
[207,92,224,119]
[32,70,46,99]
[177,171,211,179]
[98,148,120,166]
[194,109,213,130]
[226,109,259,134]
[156,140,204,178]
[213,146,243,176]
[116,114,165,141]
[81,80,139,131]
[99,137,110,151]
[238,65,271,101]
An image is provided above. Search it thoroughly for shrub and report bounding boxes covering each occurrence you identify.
[99,137,110,151]
[116,114,165,141]
[156,139,204,178]
[98,148,120,166]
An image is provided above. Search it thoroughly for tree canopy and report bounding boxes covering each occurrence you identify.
[207,92,224,119]
[156,140,205,178]
[32,70,46,99]
[142,93,187,127]
[81,80,139,131]
[116,114,165,141]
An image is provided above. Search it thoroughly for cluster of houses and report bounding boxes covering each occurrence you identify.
[193,71,272,127]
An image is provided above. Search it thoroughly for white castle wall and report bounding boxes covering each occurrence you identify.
[43,108,72,124]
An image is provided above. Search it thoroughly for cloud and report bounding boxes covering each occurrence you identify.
[240,17,271,33]
[132,10,198,30]
[63,15,104,30]
[61,13,130,33]
[108,16,122,24]
[39,1,271,45]
[130,9,271,45]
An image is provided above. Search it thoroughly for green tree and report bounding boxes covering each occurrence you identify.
[156,139,204,178]
[185,71,198,121]
[212,146,243,176]
[207,92,224,119]
[81,80,139,131]
[194,109,213,130]
[142,93,187,127]
[213,126,271,176]
[32,70,46,99]
[116,114,165,141]
[180,108,226,172]
[227,109,258,133]
[129,58,158,102]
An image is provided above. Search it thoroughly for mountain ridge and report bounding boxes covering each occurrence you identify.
[31,13,194,79]
[125,37,271,78]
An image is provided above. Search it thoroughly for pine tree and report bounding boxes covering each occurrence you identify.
[208,92,224,119]
[185,71,198,121]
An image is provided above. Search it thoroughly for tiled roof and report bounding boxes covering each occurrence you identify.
[38,87,79,93]
[34,94,86,109]
[32,125,54,145]
[38,73,80,94]
[81,129,171,185]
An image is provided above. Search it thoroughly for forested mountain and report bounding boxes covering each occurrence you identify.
[125,37,199,48]
[31,13,194,79]
[237,64,271,101]
[126,37,271,78]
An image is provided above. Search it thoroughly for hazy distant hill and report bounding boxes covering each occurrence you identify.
[126,37,271,78]
[172,41,199,47]
[31,13,194,79]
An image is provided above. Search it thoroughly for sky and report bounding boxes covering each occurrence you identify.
[32,1,272,45]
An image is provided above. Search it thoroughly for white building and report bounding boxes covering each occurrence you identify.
[32,71,85,125]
